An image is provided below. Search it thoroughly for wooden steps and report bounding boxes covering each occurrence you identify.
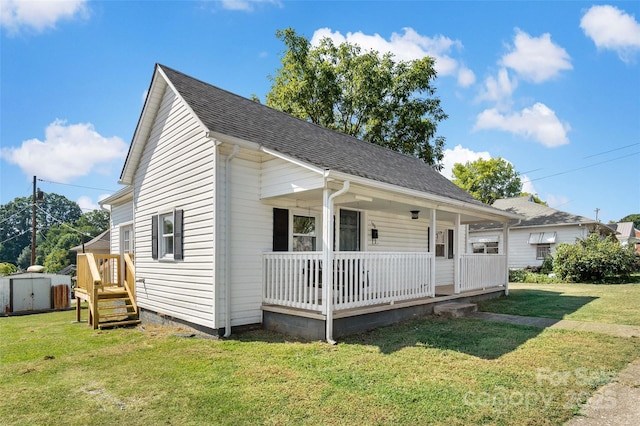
[95,288,139,329]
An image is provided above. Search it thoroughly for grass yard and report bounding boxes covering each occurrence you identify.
[478,282,640,326]
[1,302,639,425]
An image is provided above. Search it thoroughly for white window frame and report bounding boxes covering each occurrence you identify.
[536,243,551,260]
[120,223,134,255]
[159,212,175,260]
[291,211,320,252]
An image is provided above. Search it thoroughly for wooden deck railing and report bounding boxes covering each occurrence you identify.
[122,253,137,313]
[76,253,103,324]
[263,252,434,311]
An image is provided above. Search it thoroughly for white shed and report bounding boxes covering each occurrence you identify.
[0,272,71,314]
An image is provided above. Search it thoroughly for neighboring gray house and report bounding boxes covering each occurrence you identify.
[98,64,519,340]
[608,222,640,255]
[469,196,615,269]
[71,230,111,255]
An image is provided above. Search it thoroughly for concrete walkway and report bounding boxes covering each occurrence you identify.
[469,312,640,338]
[468,311,640,425]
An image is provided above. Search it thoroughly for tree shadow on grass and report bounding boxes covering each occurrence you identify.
[341,316,545,359]
[476,289,597,319]
[234,290,598,359]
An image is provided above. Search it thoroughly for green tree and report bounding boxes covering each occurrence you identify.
[451,157,522,204]
[0,193,82,265]
[0,262,17,275]
[619,214,640,229]
[266,28,448,168]
[520,192,548,206]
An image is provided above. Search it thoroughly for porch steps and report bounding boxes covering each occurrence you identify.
[434,302,477,318]
[96,291,139,329]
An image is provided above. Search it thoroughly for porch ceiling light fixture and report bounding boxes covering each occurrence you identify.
[411,210,420,220]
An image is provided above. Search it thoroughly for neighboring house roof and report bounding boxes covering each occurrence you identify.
[607,222,636,238]
[470,196,612,232]
[120,64,512,217]
[71,230,110,253]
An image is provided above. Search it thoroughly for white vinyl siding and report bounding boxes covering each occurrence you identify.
[261,157,324,199]
[133,86,216,329]
[217,151,271,327]
[364,211,458,285]
[109,200,133,254]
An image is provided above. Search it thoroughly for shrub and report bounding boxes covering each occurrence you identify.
[553,233,638,283]
[0,262,17,276]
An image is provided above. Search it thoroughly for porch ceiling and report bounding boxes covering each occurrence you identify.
[264,183,510,225]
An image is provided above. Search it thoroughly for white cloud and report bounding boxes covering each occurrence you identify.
[0,0,88,35]
[520,175,537,196]
[545,193,570,210]
[77,196,98,212]
[473,103,571,147]
[310,27,471,85]
[580,5,640,63]
[219,0,281,12]
[477,68,518,109]
[501,29,572,83]
[440,144,492,180]
[1,119,128,182]
[457,66,476,88]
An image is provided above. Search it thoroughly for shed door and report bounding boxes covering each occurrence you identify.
[11,278,51,311]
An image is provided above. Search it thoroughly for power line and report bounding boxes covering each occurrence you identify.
[521,151,640,184]
[0,205,32,226]
[583,142,639,159]
[37,179,117,192]
[34,204,92,237]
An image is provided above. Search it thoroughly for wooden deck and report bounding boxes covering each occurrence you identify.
[75,253,139,329]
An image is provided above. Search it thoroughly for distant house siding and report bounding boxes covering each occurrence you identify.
[109,200,133,255]
[472,225,590,269]
[133,86,216,329]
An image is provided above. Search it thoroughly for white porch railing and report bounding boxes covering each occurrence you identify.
[459,254,507,292]
[263,252,433,312]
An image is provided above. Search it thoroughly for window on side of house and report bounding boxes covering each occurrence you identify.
[536,243,551,260]
[293,215,317,251]
[160,213,174,258]
[152,210,183,260]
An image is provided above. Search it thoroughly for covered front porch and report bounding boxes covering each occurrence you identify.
[256,170,516,341]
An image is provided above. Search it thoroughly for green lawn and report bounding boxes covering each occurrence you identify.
[478,282,640,326]
[1,302,639,425]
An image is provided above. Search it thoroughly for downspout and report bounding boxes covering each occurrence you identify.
[324,180,350,345]
[224,145,240,338]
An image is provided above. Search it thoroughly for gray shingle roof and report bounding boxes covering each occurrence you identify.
[159,64,484,206]
[470,196,599,231]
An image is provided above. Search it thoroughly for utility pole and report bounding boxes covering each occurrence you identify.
[31,175,36,265]
[594,208,600,222]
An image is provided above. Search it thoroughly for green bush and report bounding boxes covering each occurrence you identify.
[509,269,561,284]
[553,233,639,283]
[0,262,17,276]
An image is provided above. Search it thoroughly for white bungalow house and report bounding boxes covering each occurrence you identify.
[95,64,520,341]
[468,196,615,270]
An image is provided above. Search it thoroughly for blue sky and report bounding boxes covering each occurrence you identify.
[1,0,639,224]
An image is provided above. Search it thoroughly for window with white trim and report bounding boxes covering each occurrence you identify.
[536,243,551,260]
[160,213,174,258]
[293,215,316,251]
[435,230,446,257]
[151,210,183,261]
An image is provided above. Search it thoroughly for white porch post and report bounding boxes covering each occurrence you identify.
[322,188,332,318]
[429,208,436,292]
[503,221,509,296]
[454,213,461,294]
